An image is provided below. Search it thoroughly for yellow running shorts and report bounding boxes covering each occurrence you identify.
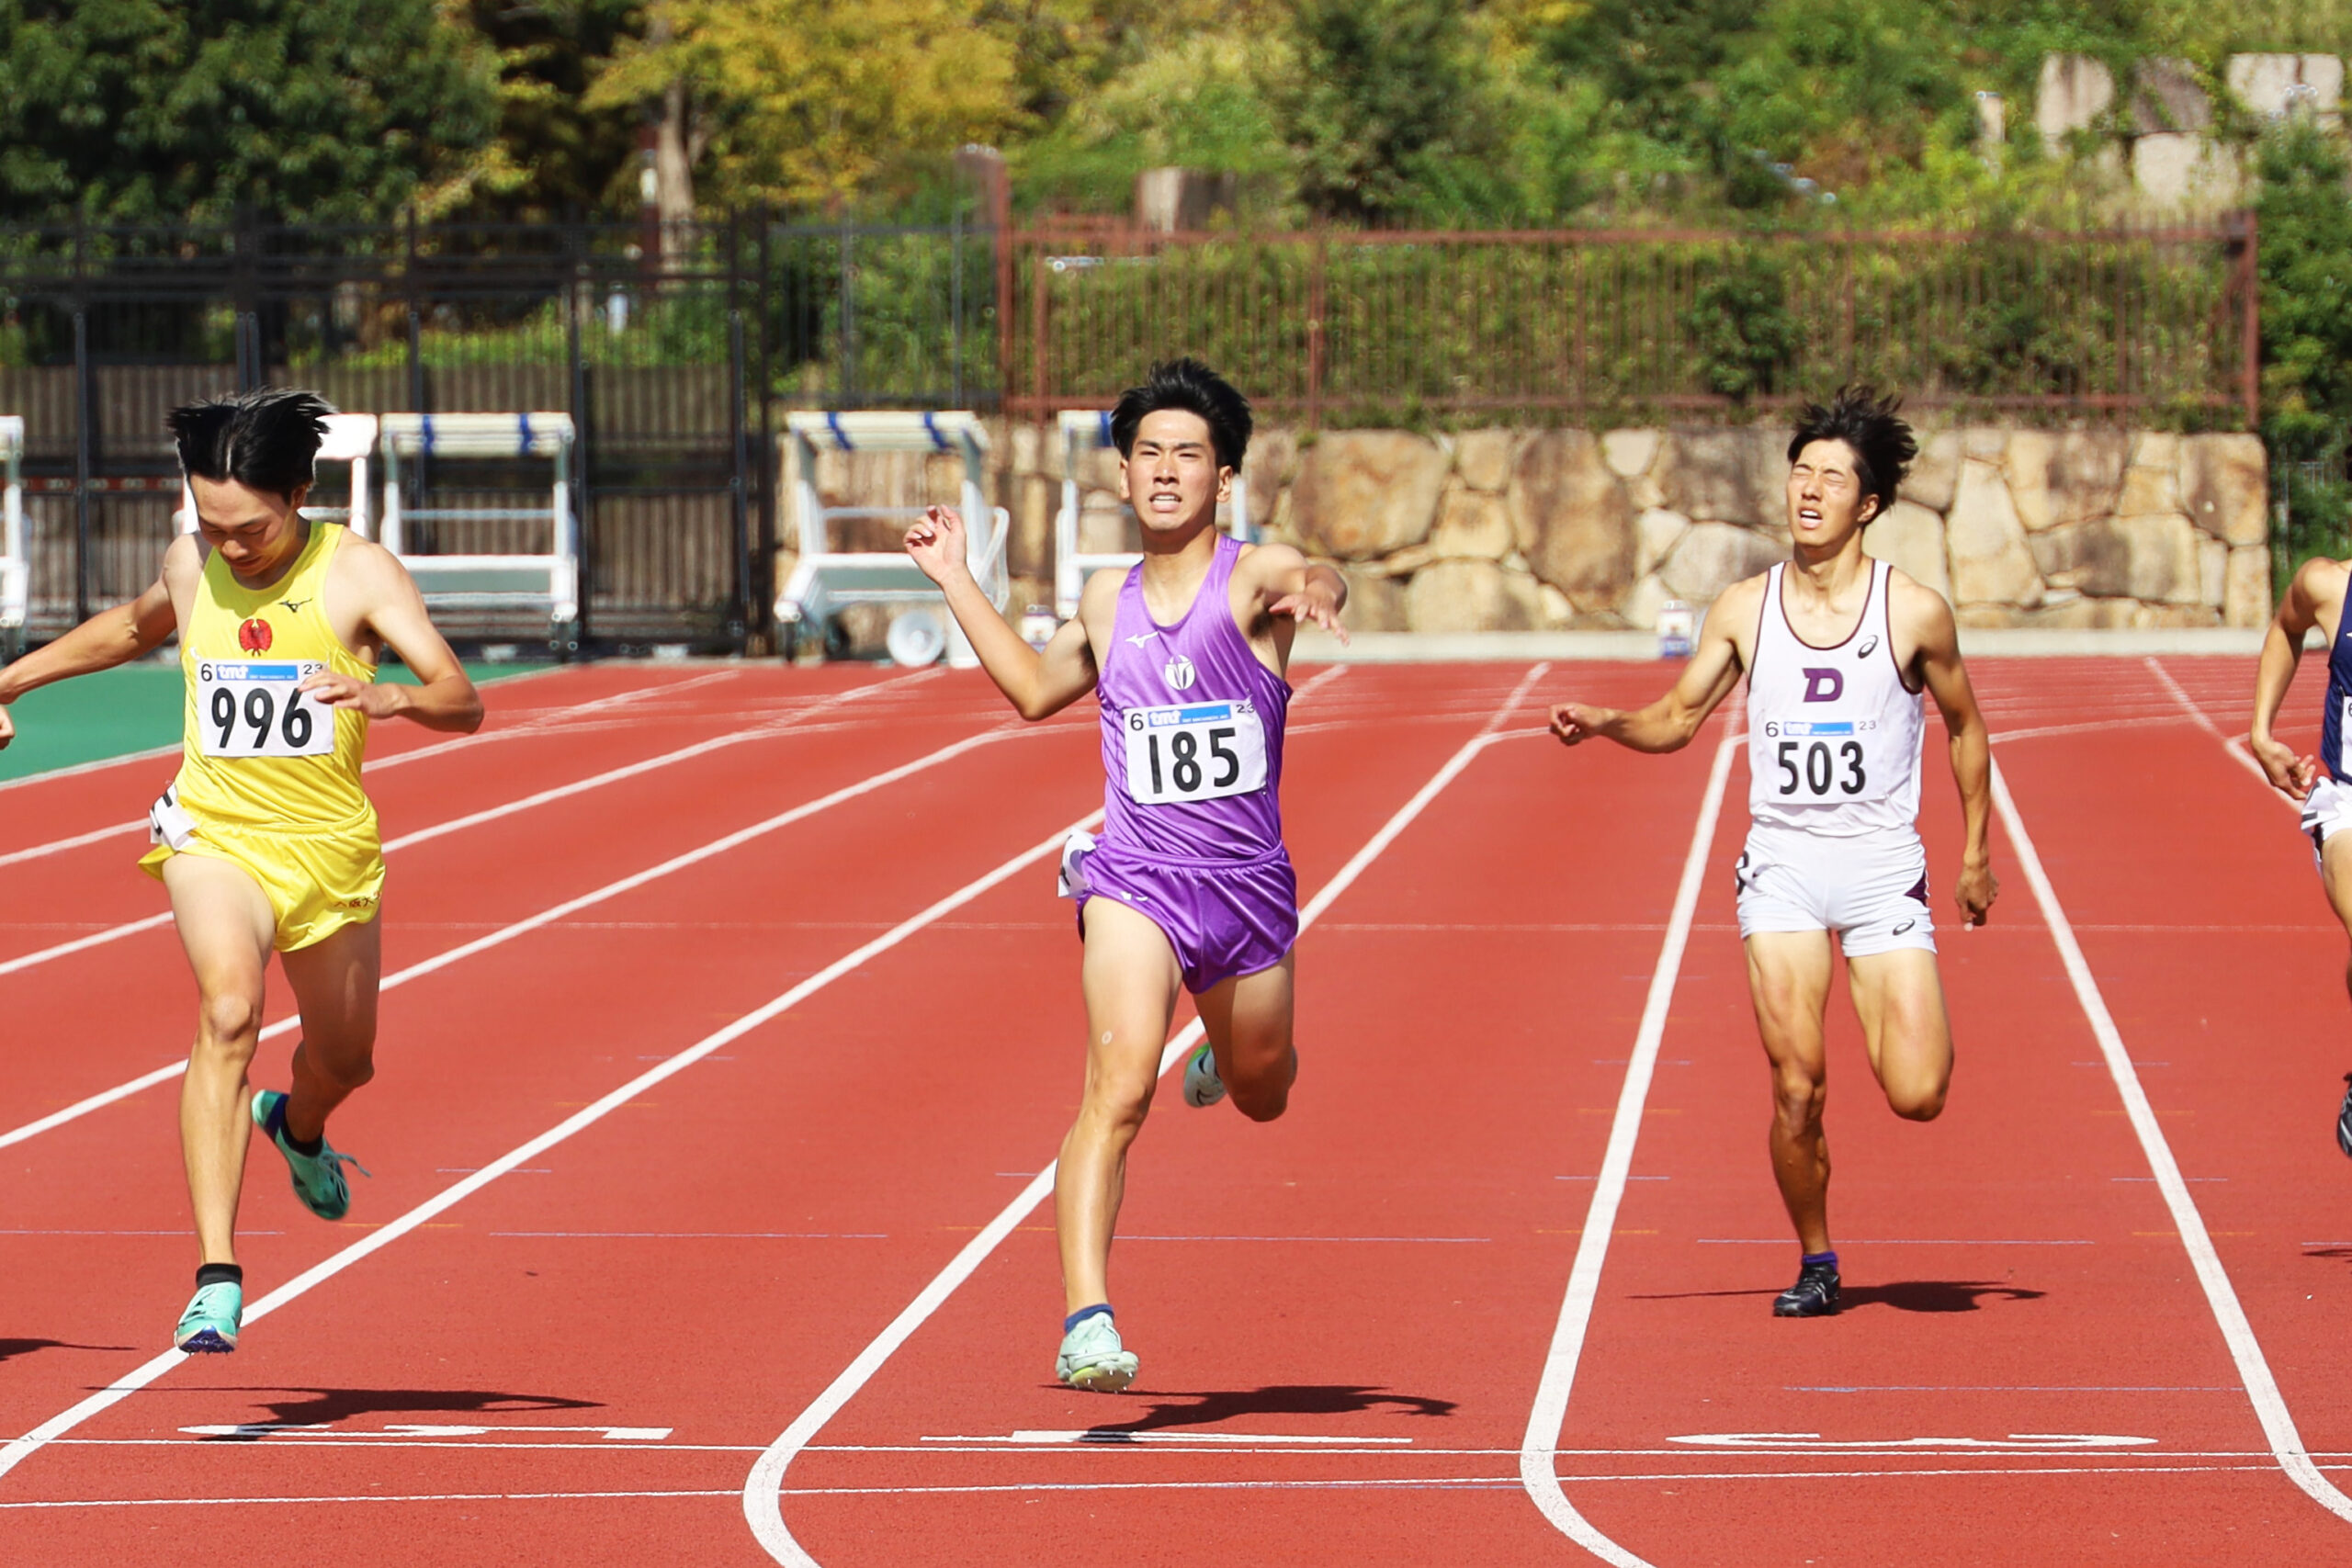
[141,818,385,953]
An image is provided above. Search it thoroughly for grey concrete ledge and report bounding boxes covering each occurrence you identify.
[1294,626,2272,663]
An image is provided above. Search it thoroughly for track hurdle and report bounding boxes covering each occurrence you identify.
[775,411,1008,666]
[379,412,581,654]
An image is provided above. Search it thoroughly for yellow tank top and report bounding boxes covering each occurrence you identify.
[174,523,377,833]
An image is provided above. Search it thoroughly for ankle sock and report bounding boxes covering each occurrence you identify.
[1801,1250,1838,1273]
[1063,1303,1113,1335]
[285,1127,324,1157]
[195,1263,243,1291]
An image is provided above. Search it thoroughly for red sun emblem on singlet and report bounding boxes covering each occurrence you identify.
[237,617,272,653]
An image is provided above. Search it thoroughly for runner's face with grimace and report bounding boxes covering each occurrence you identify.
[1117,409,1230,541]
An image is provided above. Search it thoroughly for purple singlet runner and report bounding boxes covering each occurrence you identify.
[1066,533,1299,993]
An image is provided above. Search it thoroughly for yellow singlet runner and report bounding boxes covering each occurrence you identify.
[141,522,387,951]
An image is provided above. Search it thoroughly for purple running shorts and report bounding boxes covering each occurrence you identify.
[1062,833,1298,995]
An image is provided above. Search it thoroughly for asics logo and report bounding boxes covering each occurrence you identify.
[1892,919,1915,935]
[1857,635,1878,659]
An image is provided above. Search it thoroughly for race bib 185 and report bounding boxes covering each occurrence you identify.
[1123,700,1268,806]
[196,660,335,758]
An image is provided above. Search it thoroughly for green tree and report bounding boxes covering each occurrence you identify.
[457,0,649,220]
[1267,0,1500,222]
[0,0,499,223]
[2256,119,2352,565]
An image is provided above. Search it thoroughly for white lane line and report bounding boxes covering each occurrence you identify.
[0,801,1115,1485]
[0,667,861,872]
[1992,758,2352,1527]
[741,661,1551,1565]
[1519,721,1741,1568]
[2144,656,2290,807]
[0,672,932,977]
[0,706,1042,1152]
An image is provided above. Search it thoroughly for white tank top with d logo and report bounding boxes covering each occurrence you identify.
[1746,559,1925,837]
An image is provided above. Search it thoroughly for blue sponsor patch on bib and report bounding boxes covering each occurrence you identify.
[1778,719,1854,737]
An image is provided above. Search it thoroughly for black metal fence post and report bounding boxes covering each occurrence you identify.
[72,307,92,623]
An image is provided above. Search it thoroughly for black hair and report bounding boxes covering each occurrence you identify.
[1786,385,1917,520]
[166,388,334,501]
[1109,357,1252,472]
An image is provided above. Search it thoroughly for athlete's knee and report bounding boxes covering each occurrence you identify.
[194,989,263,1051]
[306,1045,376,1094]
[1770,1066,1826,1132]
[1227,1045,1296,1122]
[1888,1081,1946,1122]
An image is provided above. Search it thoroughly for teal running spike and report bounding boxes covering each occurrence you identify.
[1181,1043,1226,1110]
[251,1089,369,1222]
[175,1281,243,1353]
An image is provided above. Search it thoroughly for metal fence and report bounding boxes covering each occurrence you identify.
[0,211,2259,647]
[1000,219,2259,427]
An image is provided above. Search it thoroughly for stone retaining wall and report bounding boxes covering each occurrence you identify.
[786,423,2271,637]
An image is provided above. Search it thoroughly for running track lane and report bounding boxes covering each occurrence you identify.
[0,678,1088,1442]
[1987,656,2352,1536]
[0,671,1004,1144]
[0,664,1504,1562]
[763,669,1733,1565]
[1536,660,2348,1563]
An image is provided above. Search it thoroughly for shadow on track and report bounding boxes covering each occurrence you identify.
[191,1386,603,1439]
[1626,1280,2045,1313]
[0,1337,134,1363]
[1065,1383,1457,1436]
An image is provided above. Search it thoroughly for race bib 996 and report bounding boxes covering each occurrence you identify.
[1123,700,1268,806]
[196,660,335,758]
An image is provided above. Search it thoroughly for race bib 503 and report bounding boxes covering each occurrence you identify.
[1123,700,1268,806]
[196,660,335,758]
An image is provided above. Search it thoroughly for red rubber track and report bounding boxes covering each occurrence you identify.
[5,657,2346,1564]
[0,663,1544,1561]
[0,667,1023,1434]
[776,665,1722,1565]
[0,667,982,1140]
[1556,657,2351,1564]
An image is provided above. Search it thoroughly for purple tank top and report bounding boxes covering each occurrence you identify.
[1098,534,1291,863]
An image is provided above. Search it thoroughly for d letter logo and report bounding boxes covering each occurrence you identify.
[1801,667,1843,704]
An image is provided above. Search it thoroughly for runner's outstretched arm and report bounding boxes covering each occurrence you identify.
[0,539,188,749]
[2250,557,2340,799]
[906,504,1099,719]
[296,537,483,733]
[1549,575,1756,753]
[1906,581,1997,925]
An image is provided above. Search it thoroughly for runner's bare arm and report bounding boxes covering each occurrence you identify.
[2248,556,2342,798]
[0,537,190,749]
[297,537,483,732]
[905,504,1099,718]
[1241,543,1349,640]
[1550,576,1755,752]
[1905,579,1997,924]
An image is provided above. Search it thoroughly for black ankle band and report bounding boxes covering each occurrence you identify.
[196,1263,243,1290]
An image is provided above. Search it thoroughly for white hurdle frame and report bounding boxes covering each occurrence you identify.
[378,412,580,649]
[775,411,1008,667]
[0,418,24,656]
[1052,408,1252,619]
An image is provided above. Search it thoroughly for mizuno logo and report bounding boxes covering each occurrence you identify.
[1857,636,1878,659]
[281,599,310,614]
[1125,631,1162,647]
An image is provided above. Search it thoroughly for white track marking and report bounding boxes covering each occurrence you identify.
[0,803,1113,1485]
[741,663,1551,1564]
[0,666,840,870]
[1517,723,1739,1568]
[0,673,932,976]
[0,708,1041,1152]
[1991,759,2352,1527]
[2144,655,2295,807]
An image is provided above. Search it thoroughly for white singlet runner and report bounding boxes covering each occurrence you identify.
[1737,558,1936,956]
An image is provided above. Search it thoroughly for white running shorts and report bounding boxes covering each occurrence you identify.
[2301,775,2352,874]
[1734,823,1936,957]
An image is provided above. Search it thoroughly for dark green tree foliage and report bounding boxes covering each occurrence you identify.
[459,0,647,220]
[2256,120,2352,563]
[1682,251,1802,400]
[1271,0,1493,222]
[1538,0,1756,162]
[0,0,498,223]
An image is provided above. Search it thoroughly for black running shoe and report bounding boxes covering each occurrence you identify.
[1772,1262,1841,1317]
[2336,1074,2352,1159]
